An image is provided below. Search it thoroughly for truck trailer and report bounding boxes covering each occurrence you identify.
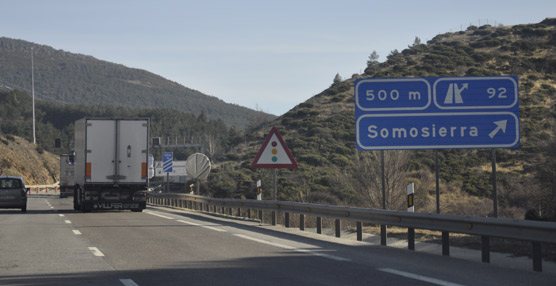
[59,154,74,198]
[73,118,149,212]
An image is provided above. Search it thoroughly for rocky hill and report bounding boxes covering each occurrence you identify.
[0,135,58,185]
[207,18,556,218]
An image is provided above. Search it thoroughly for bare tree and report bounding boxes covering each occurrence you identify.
[351,150,411,210]
[365,51,380,75]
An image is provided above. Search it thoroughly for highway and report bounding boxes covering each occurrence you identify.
[1,196,554,286]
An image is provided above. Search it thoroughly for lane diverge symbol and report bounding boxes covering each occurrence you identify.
[444,83,468,104]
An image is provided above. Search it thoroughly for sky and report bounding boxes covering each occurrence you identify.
[1,0,554,115]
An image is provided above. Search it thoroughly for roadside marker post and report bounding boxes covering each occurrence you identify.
[407,183,415,212]
[256,180,262,201]
[407,183,415,250]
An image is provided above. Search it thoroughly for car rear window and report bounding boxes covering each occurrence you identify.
[0,179,22,189]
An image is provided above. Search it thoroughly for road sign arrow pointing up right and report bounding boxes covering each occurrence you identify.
[489,120,508,139]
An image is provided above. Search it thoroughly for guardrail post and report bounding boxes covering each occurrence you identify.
[357,222,362,241]
[258,210,263,222]
[285,212,290,228]
[237,208,241,217]
[248,208,251,219]
[317,217,322,234]
[481,236,490,263]
[300,214,305,231]
[381,225,387,246]
[532,242,542,272]
[408,228,415,250]
[272,211,276,226]
[442,231,450,256]
[335,219,341,238]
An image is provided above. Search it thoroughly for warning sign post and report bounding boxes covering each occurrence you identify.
[252,127,297,200]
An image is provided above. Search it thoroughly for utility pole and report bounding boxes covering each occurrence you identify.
[31,47,36,144]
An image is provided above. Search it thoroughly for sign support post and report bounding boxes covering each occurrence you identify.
[273,169,277,201]
[436,150,440,214]
[492,149,498,217]
[380,150,387,246]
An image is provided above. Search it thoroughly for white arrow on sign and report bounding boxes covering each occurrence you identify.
[489,120,508,138]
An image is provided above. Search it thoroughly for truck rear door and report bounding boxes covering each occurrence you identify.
[118,120,148,183]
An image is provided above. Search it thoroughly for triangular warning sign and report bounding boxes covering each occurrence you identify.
[251,127,298,169]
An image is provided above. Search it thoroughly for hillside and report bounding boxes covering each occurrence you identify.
[0,134,58,185]
[208,19,556,219]
[0,37,275,129]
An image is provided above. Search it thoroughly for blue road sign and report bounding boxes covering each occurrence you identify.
[355,76,519,150]
[355,78,431,111]
[433,77,518,110]
[163,152,173,173]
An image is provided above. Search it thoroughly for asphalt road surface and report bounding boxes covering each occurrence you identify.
[1,196,554,285]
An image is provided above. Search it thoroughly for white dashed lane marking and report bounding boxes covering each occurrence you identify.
[88,247,105,257]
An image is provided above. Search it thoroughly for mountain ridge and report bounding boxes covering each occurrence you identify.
[0,37,275,128]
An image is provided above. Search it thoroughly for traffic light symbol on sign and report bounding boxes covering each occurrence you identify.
[271,141,278,162]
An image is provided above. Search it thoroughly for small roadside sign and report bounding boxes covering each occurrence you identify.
[252,127,298,169]
[163,152,173,173]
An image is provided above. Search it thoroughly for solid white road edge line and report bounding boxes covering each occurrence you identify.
[72,230,82,235]
[177,219,227,232]
[177,220,200,226]
[202,225,227,232]
[88,247,105,257]
[378,268,465,286]
[144,211,174,220]
[120,279,139,286]
[234,234,350,262]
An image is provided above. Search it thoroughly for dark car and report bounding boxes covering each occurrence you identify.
[0,176,27,212]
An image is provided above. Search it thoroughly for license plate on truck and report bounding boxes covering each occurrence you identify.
[92,202,141,210]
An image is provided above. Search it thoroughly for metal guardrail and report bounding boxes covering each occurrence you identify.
[148,193,556,272]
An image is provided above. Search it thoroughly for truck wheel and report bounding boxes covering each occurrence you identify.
[21,206,27,213]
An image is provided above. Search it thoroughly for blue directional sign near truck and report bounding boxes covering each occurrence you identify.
[355,76,519,150]
[163,152,173,172]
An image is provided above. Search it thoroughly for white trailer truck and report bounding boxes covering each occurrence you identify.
[73,118,149,212]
